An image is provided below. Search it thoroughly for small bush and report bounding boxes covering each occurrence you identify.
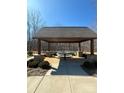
[27,59,34,66]
[83,61,91,68]
[68,52,76,56]
[37,62,43,68]
[38,61,51,69]
[34,55,45,62]
[93,61,97,68]
[27,51,33,56]
[82,61,97,69]
[82,54,87,59]
[46,52,57,57]
[47,54,53,57]
[28,61,39,68]
[53,52,57,56]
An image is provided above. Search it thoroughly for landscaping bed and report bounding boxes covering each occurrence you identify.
[82,66,97,77]
[27,67,48,76]
[27,55,51,76]
[81,61,97,77]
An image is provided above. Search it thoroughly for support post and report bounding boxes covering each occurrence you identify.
[69,43,70,51]
[37,39,41,55]
[78,42,81,52]
[77,42,82,57]
[48,42,50,51]
[90,39,94,55]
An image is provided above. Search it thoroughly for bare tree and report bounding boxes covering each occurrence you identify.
[27,9,45,51]
[30,10,45,36]
[27,11,32,51]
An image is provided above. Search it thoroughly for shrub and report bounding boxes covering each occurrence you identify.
[87,55,97,62]
[37,62,43,68]
[82,61,97,69]
[53,52,57,56]
[68,52,76,56]
[46,52,57,57]
[27,59,34,66]
[93,60,97,68]
[38,61,51,69]
[27,51,33,56]
[82,61,91,68]
[28,61,39,68]
[82,54,87,59]
[72,53,76,56]
[47,53,53,57]
[34,55,45,62]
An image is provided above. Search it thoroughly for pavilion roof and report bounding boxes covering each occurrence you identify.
[33,27,97,43]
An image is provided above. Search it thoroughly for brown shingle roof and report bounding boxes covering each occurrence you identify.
[33,27,97,43]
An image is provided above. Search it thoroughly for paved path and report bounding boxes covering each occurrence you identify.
[47,59,88,76]
[27,58,96,93]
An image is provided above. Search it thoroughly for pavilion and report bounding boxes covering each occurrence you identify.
[33,27,97,56]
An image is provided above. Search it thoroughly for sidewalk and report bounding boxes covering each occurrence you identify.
[28,76,96,93]
[27,58,96,93]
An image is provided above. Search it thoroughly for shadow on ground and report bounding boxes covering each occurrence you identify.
[51,58,89,76]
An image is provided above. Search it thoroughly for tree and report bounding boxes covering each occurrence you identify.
[27,11,32,51]
[27,9,45,51]
[30,10,45,37]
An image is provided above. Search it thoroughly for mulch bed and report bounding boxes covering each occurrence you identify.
[27,67,48,76]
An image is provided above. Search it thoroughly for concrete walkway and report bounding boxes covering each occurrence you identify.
[27,58,96,93]
[47,59,88,76]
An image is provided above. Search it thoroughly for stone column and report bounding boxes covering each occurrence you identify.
[90,39,94,55]
[48,42,50,51]
[78,42,81,51]
[37,39,41,55]
[77,42,82,57]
